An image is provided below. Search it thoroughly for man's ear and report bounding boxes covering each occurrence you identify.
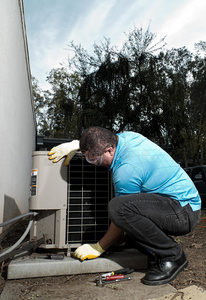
[107,146,115,156]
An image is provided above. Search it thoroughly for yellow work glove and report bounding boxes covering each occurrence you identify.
[73,243,105,261]
[48,140,80,166]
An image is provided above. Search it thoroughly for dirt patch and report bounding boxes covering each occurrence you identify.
[171,210,206,290]
[0,211,206,299]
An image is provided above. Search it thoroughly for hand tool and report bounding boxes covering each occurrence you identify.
[105,275,125,281]
[94,267,134,281]
[96,275,132,287]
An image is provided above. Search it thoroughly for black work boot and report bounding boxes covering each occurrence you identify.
[141,251,188,286]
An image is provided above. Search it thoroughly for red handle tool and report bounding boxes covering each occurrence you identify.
[105,275,125,281]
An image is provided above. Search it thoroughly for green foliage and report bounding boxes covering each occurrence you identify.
[34,68,82,138]
[31,76,48,134]
[45,68,82,138]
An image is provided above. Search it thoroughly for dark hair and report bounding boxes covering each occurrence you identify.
[80,127,118,156]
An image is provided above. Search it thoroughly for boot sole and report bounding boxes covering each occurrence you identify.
[141,259,188,286]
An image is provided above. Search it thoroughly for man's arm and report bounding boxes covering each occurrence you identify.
[99,221,124,250]
[73,222,123,261]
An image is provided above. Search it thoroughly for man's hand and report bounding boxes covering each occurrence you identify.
[73,243,105,261]
[48,140,79,166]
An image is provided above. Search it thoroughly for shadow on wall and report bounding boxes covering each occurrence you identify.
[3,195,21,227]
[0,195,22,237]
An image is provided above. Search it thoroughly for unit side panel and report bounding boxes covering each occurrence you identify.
[29,151,67,210]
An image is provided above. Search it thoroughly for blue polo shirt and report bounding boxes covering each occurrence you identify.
[109,132,201,211]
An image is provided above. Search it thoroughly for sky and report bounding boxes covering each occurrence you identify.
[24,0,206,90]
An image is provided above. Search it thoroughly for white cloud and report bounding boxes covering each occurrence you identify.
[158,0,206,49]
[24,0,206,90]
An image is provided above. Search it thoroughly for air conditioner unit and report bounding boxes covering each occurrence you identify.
[29,151,112,254]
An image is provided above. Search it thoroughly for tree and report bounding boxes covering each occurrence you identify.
[189,54,206,165]
[32,26,206,166]
[69,26,166,135]
[69,32,206,166]
[155,48,192,146]
[31,76,48,134]
[44,68,82,138]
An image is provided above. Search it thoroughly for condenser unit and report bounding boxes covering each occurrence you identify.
[29,151,112,254]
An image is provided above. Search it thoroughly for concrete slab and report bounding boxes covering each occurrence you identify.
[3,250,205,300]
[7,249,148,279]
[1,272,177,300]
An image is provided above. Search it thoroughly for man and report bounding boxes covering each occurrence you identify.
[48,126,201,286]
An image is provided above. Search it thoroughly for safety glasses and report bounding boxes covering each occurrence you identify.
[85,155,103,165]
[85,145,111,165]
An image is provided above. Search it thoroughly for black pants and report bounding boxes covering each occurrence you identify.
[108,193,201,261]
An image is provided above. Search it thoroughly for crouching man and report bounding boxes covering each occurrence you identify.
[48,126,201,286]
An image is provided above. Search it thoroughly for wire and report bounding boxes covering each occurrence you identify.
[0,212,38,258]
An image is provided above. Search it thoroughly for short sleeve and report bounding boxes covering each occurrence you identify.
[112,163,142,196]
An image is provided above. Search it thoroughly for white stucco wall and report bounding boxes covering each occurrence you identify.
[0,0,36,231]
